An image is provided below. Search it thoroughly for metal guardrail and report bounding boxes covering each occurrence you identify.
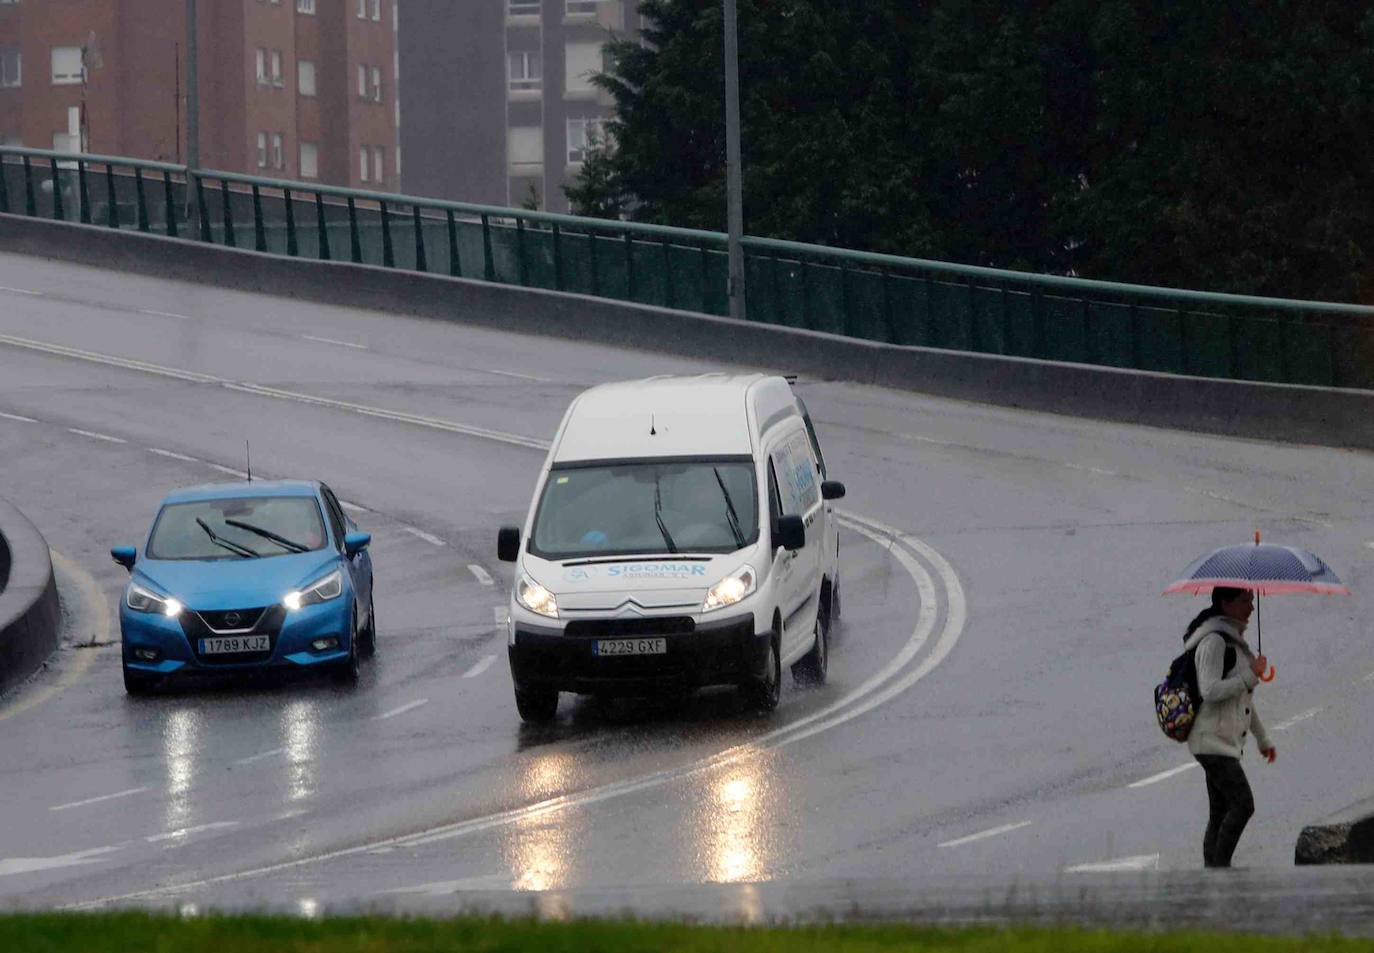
[5,145,1374,389]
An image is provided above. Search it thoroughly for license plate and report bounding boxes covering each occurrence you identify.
[200,635,270,654]
[593,637,667,657]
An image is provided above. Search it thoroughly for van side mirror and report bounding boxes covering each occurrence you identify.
[343,532,372,557]
[821,480,846,501]
[111,545,137,571]
[775,515,805,552]
[497,526,521,563]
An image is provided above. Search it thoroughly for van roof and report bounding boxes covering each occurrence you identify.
[553,374,787,463]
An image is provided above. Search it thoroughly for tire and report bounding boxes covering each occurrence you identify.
[122,663,158,696]
[358,594,377,658]
[742,629,782,712]
[832,577,842,620]
[514,683,558,723]
[791,590,830,686]
[332,613,360,684]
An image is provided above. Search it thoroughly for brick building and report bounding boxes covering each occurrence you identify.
[0,0,398,190]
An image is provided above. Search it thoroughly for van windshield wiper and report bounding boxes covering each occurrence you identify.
[713,467,747,549]
[652,473,678,554]
[224,518,308,554]
[195,517,259,558]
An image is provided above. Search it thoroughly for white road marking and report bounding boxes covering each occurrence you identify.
[1127,762,1199,789]
[938,821,1033,848]
[1273,707,1321,731]
[0,333,222,383]
[467,564,493,586]
[67,428,126,444]
[402,526,446,547]
[0,285,43,296]
[0,411,38,423]
[339,501,368,513]
[50,787,149,812]
[379,873,514,895]
[1064,463,1119,477]
[462,655,497,679]
[233,747,287,766]
[302,334,368,350]
[139,309,191,320]
[0,845,123,878]
[147,448,200,463]
[146,821,239,844]
[484,368,552,383]
[1065,853,1160,874]
[207,464,249,478]
[373,698,429,721]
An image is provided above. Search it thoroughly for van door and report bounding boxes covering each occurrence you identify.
[770,426,822,658]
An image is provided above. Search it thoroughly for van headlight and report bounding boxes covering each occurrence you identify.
[516,574,559,618]
[283,569,343,611]
[703,565,756,613]
[127,582,183,618]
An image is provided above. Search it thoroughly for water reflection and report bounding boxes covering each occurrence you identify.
[504,750,578,891]
[704,757,769,884]
[282,699,318,801]
[162,707,202,832]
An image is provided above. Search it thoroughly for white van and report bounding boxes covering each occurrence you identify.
[497,374,845,723]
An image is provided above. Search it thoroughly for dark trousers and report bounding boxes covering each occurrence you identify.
[1196,754,1255,868]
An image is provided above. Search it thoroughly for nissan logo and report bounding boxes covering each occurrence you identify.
[224,612,242,628]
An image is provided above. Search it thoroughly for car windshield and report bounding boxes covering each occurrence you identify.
[146,496,328,560]
[532,460,758,560]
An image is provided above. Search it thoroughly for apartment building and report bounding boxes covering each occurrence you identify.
[400,0,638,212]
[0,0,398,190]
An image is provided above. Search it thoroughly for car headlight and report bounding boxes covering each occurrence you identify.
[127,582,183,618]
[284,569,343,611]
[516,574,559,618]
[703,565,756,613]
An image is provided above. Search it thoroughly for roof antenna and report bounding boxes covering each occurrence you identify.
[246,440,252,482]
[649,414,657,436]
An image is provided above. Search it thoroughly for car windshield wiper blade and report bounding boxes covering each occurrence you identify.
[713,467,747,549]
[652,473,678,554]
[223,518,309,554]
[195,517,259,558]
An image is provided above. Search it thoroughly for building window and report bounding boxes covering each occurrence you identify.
[256,48,267,85]
[508,0,539,15]
[508,51,541,92]
[257,132,268,168]
[296,0,315,13]
[565,41,602,95]
[372,145,384,183]
[356,0,366,18]
[567,117,606,163]
[300,143,318,179]
[370,0,381,21]
[359,145,369,182]
[0,50,19,89]
[566,0,599,16]
[53,106,82,153]
[298,60,316,96]
[356,64,366,98]
[508,126,542,171]
[271,50,283,87]
[369,65,382,102]
[272,132,284,169]
[51,46,84,85]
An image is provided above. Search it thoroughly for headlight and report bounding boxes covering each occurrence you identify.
[284,569,343,611]
[516,574,559,618]
[703,565,756,613]
[127,582,183,618]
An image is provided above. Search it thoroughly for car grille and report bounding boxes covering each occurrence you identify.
[180,605,286,664]
[563,616,695,639]
[196,607,269,633]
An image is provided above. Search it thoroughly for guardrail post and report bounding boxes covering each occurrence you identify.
[771,253,785,325]
[1128,302,1140,368]
[1031,289,1044,358]
[697,241,709,313]
[965,276,979,352]
[880,267,895,342]
[1177,306,1189,375]
[22,156,36,217]
[839,258,852,335]
[134,168,150,232]
[77,161,91,225]
[252,184,266,251]
[219,180,235,247]
[589,228,601,297]
[195,175,212,242]
[481,213,494,282]
[0,156,9,214]
[380,201,394,267]
[446,209,461,277]
[515,217,527,286]
[800,260,811,329]
[552,222,564,290]
[163,171,178,238]
[284,188,298,256]
[48,157,65,222]
[1226,312,1239,379]
[1275,313,1289,384]
[661,239,675,309]
[412,205,426,272]
[317,192,331,262]
[104,163,118,228]
[347,196,362,263]
[924,275,934,346]
[1080,296,1092,364]
[1327,322,1339,387]
[624,231,635,300]
[1000,284,1012,355]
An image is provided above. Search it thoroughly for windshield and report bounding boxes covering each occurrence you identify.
[147,496,328,560]
[532,460,759,560]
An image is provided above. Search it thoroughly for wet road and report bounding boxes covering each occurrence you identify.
[1,251,1373,918]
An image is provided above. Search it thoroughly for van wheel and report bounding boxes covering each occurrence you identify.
[742,631,781,712]
[832,578,842,619]
[792,590,830,685]
[515,683,559,723]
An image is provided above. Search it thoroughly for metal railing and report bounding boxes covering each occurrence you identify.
[5,145,1374,389]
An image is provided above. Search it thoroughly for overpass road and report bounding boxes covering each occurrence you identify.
[1,251,1373,918]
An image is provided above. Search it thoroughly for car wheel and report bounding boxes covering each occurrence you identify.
[742,629,781,712]
[514,683,558,723]
[791,591,830,686]
[332,613,360,684]
[359,594,377,658]
[122,663,158,696]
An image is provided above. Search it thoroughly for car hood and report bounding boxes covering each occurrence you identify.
[135,551,339,610]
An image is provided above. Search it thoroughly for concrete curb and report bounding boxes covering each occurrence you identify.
[0,496,61,696]
[1296,796,1374,864]
[3,213,1373,449]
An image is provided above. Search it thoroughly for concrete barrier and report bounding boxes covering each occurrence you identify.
[0,496,61,695]
[3,213,1374,449]
[1296,796,1374,864]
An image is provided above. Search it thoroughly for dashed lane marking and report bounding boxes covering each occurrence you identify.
[938,820,1033,848]
[1065,853,1160,874]
[138,309,191,320]
[50,787,150,813]
[0,845,124,878]
[146,821,239,844]
[462,655,497,679]
[302,335,368,350]
[339,501,368,513]
[402,526,446,547]
[207,464,249,478]
[483,368,553,383]
[373,699,429,721]
[1273,707,1321,731]
[147,448,200,463]
[0,285,43,296]
[233,748,287,766]
[467,564,493,586]
[1063,463,1120,477]
[67,428,126,444]
[1127,762,1199,789]
[0,411,38,423]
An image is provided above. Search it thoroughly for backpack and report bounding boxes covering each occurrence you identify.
[1154,634,1237,743]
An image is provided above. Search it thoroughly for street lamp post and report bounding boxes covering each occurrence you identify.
[723,0,746,321]
[185,0,200,228]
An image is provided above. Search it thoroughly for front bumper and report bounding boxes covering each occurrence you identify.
[508,612,768,695]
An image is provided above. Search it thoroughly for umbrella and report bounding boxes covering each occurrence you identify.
[1164,531,1350,681]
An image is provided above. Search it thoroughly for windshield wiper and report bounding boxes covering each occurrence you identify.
[652,473,678,554]
[224,518,309,554]
[196,517,259,558]
[713,467,747,549]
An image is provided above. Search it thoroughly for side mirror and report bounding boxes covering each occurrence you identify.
[775,514,806,552]
[110,545,137,571]
[497,526,521,563]
[821,480,846,501]
[343,532,371,558]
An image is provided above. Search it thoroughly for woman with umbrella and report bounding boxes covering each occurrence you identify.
[1167,535,1348,868]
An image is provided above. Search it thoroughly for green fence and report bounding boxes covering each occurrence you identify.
[5,145,1374,389]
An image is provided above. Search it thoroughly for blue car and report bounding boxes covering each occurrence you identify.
[111,480,375,694]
